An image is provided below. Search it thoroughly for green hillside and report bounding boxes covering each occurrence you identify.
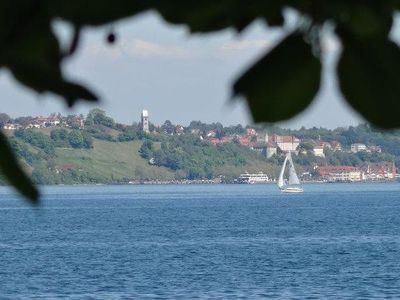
[54,140,176,181]
[7,109,398,186]
[6,125,275,184]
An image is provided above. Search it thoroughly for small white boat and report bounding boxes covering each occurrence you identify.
[277,152,303,193]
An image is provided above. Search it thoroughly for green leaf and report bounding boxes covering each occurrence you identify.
[44,1,148,26]
[341,7,391,39]
[233,32,321,123]
[2,14,97,106]
[47,1,285,32]
[150,1,284,32]
[0,132,39,203]
[338,28,400,129]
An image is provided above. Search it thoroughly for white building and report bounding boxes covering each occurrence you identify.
[3,124,18,130]
[270,134,300,152]
[313,144,325,157]
[141,110,150,133]
[351,143,367,153]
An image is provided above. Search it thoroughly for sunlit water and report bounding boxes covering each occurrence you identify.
[1,183,400,299]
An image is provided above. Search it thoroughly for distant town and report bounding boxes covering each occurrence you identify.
[0,109,398,184]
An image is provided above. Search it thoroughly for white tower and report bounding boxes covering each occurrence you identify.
[141,109,149,133]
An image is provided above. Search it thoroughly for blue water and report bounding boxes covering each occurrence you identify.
[1,183,400,299]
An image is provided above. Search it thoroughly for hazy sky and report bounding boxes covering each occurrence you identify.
[1,12,362,128]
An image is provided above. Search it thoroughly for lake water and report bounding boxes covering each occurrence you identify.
[1,183,400,299]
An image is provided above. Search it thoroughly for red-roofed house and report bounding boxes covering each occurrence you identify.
[362,162,396,180]
[238,136,251,147]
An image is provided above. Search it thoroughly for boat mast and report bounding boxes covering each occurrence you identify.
[278,153,289,188]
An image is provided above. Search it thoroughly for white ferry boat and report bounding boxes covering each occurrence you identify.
[237,172,270,184]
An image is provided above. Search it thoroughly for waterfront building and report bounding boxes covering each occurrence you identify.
[362,162,396,180]
[318,166,363,182]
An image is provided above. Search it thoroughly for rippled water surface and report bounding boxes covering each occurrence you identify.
[1,183,400,299]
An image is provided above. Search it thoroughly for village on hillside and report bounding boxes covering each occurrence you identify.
[1,110,398,183]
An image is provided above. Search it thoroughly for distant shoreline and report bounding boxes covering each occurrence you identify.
[1,179,398,188]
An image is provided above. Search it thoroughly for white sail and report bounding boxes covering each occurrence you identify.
[277,152,303,193]
[288,154,300,185]
[277,154,288,188]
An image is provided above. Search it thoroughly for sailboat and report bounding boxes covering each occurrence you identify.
[277,152,304,193]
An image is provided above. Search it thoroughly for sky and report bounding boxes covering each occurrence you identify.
[0,12,363,128]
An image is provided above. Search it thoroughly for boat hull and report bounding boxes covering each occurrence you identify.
[280,187,304,193]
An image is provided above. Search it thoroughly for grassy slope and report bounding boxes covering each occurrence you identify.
[55,140,176,181]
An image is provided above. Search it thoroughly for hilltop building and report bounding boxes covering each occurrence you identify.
[330,141,342,152]
[368,145,382,153]
[141,110,150,133]
[251,141,278,158]
[269,134,300,152]
[351,143,367,153]
[175,125,184,135]
[312,142,325,157]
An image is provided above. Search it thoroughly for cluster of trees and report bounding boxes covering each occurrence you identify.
[139,135,247,179]
[83,109,117,141]
[14,128,93,153]
[8,136,99,185]
[51,128,93,149]
[0,113,11,127]
[9,127,94,185]
[118,125,146,142]
[14,129,56,156]
[10,139,41,164]
[153,120,247,137]
[187,121,246,138]
[31,166,101,185]
[85,109,115,128]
